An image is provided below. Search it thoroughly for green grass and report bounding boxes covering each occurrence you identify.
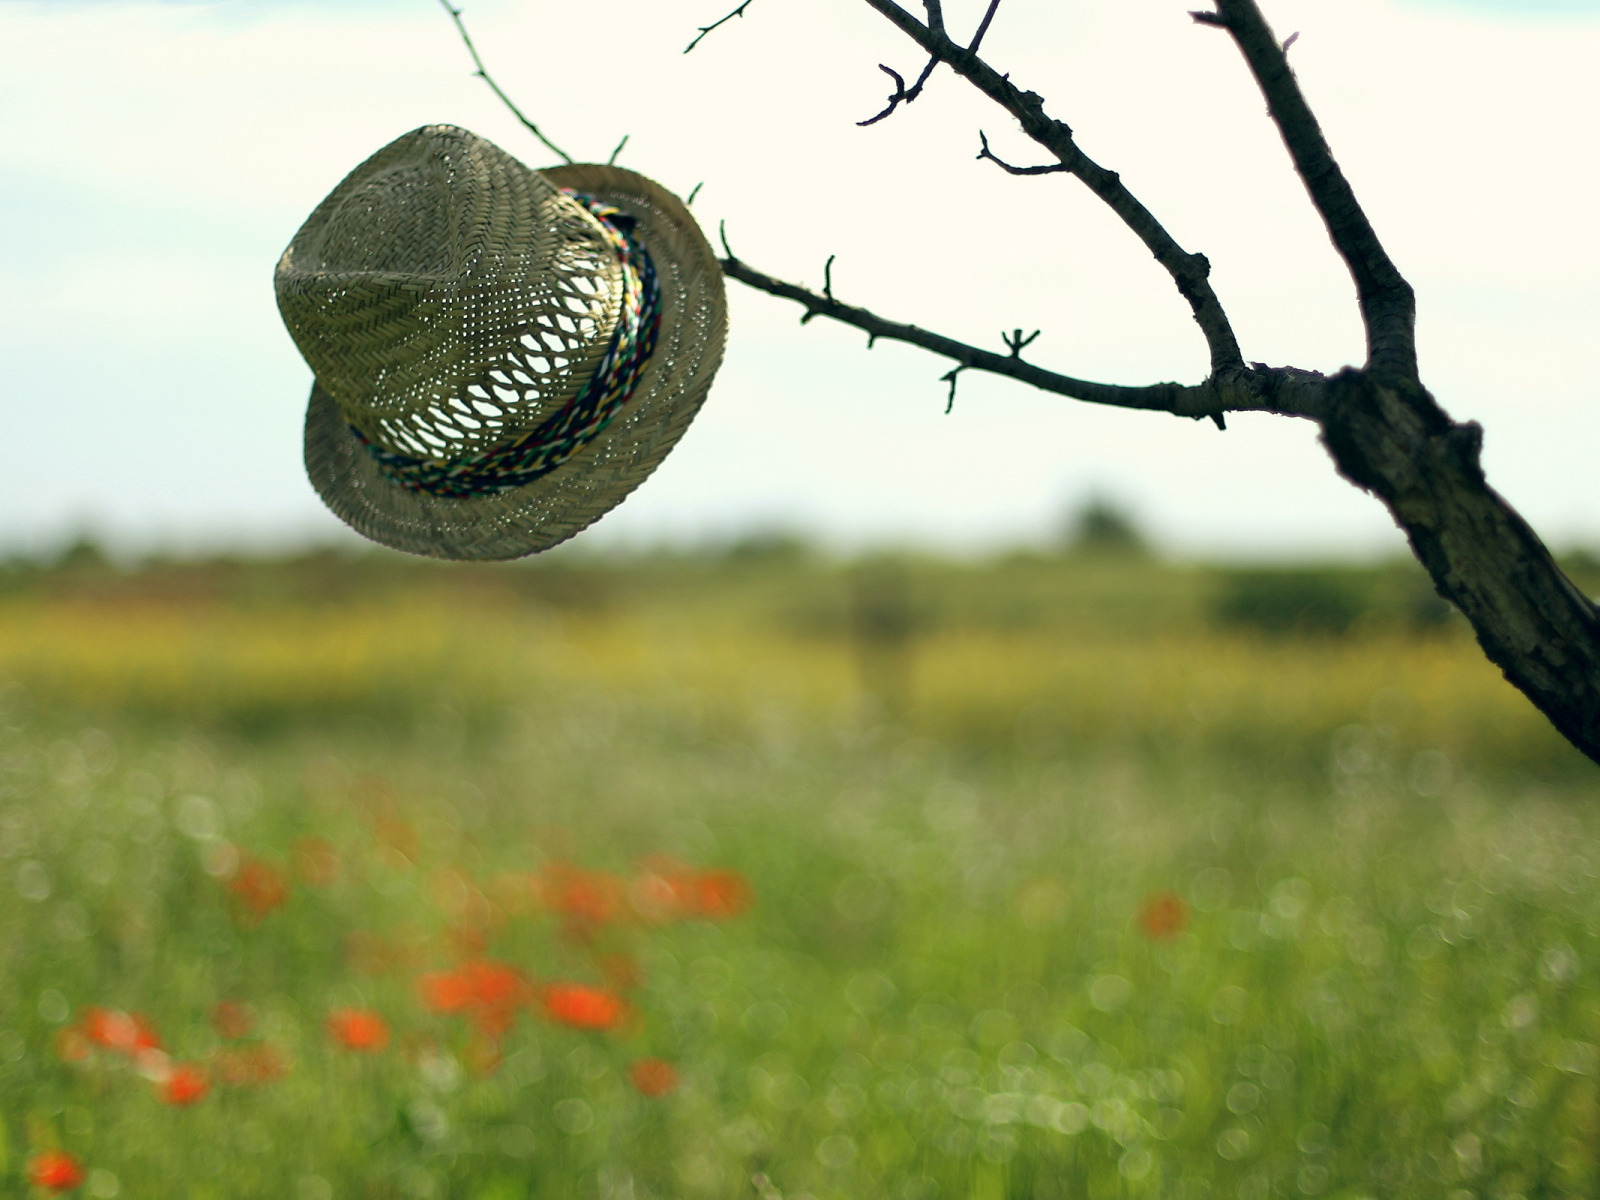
[1,552,1598,1199]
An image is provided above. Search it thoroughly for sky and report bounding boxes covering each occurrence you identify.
[1,0,1597,562]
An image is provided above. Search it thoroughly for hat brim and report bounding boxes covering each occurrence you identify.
[303,163,727,561]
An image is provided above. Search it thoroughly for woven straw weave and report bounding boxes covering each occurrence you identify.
[278,127,727,561]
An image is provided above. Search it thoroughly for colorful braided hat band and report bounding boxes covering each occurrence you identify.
[355,194,663,499]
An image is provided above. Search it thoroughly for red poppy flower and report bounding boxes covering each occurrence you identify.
[630,865,693,923]
[419,959,530,1036]
[162,1062,210,1106]
[28,1151,85,1192]
[629,1057,679,1097]
[543,864,625,927]
[691,869,752,919]
[226,855,290,923]
[327,1008,390,1053]
[1138,890,1190,940]
[80,1007,161,1056]
[210,1000,256,1040]
[541,983,629,1031]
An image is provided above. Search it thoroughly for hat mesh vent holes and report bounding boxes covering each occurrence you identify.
[364,208,620,463]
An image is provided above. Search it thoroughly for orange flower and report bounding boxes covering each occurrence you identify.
[630,863,693,923]
[29,1151,85,1191]
[226,855,289,924]
[543,864,625,928]
[419,959,530,1038]
[210,1000,256,1040]
[292,837,340,886]
[630,863,752,923]
[541,983,629,1031]
[692,869,752,919]
[327,1008,390,1053]
[162,1062,210,1106]
[80,1007,161,1056]
[1138,890,1190,940]
[629,1057,679,1097]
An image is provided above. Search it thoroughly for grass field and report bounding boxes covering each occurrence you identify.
[1,549,1597,1199]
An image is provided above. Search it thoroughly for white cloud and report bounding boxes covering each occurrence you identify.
[0,0,1596,557]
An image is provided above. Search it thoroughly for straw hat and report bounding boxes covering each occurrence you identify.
[276,125,727,560]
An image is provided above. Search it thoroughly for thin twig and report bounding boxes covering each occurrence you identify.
[685,0,758,53]
[858,0,1243,376]
[858,61,939,126]
[824,255,837,303]
[687,182,705,206]
[718,250,1328,421]
[607,134,630,165]
[435,0,573,164]
[968,0,1002,53]
[942,366,966,413]
[976,131,1067,176]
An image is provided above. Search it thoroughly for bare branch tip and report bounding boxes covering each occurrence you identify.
[686,181,704,206]
[607,134,629,166]
[858,64,909,126]
[436,0,573,164]
[685,0,757,54]
[976,131,1067,176]
[941,366,967,414]
[824,254,837,303]
[969,0,1002,53]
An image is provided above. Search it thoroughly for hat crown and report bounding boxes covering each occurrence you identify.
[301,160,456,279]
[275,125,626,463]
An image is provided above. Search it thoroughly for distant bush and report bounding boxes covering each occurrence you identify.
[1063,497,1150,558]
[1212,569,1370,636]
[1211,565,1457,637]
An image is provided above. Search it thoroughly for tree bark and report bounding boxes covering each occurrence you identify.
[1320,370,1600,762]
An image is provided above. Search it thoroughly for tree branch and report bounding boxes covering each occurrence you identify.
[718,248,1328,421]
[436,0,573,164]
[857,0,1245,376]
[685,0,758,53]
[1198,0,1415,379]
[1319,372,1600,762]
